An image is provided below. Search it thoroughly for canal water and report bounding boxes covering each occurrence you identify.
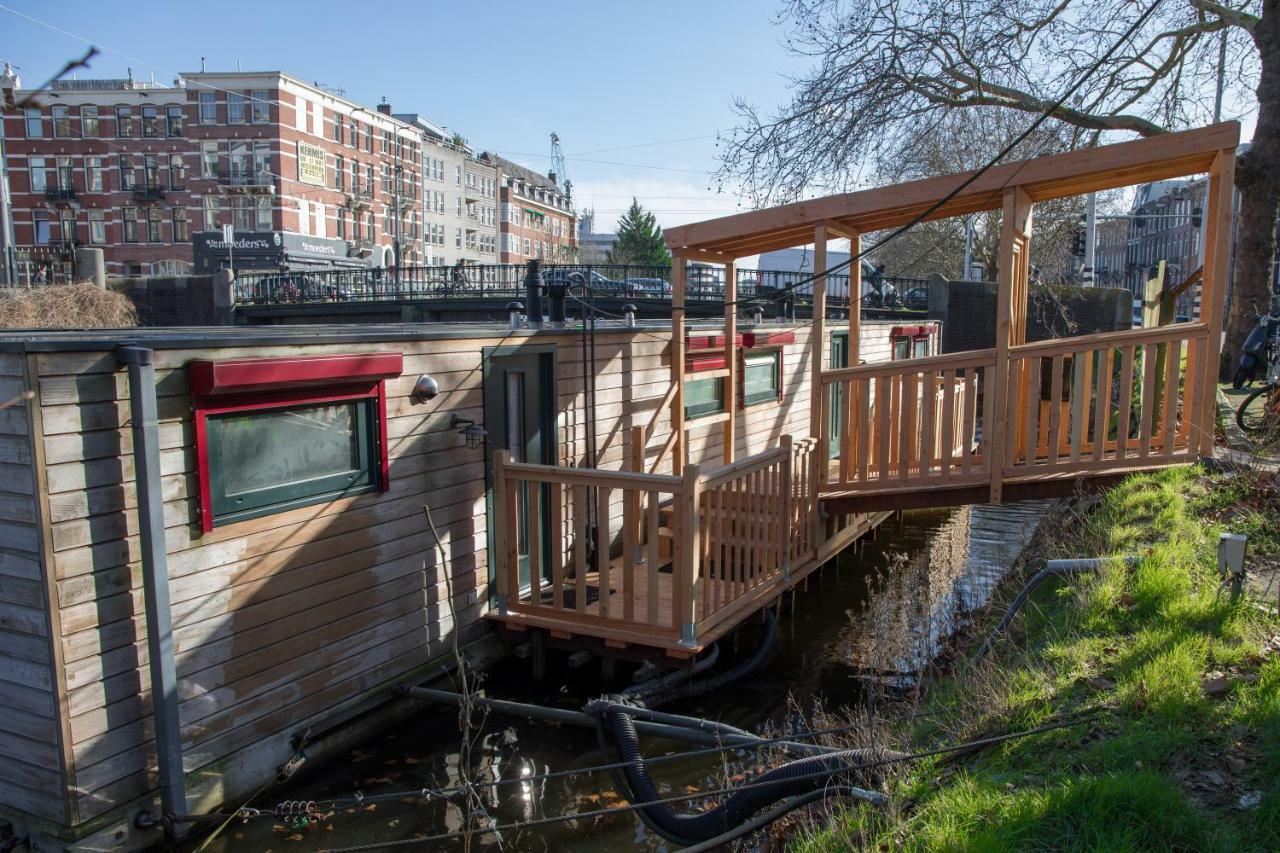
[197,501,1052,852]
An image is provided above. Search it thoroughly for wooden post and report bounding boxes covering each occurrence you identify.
[812,224,828,459]
[780,433,793,578]
[723,259,737,464]
[1197,148,1236,457]
[674,464,702,646]
[493,450,512,614]
[847,231,862,473]
[848,231,861,363]
[671,255,687,475]
[988,187,1033,504]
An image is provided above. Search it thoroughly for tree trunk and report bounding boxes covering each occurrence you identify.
[1221,0,1280,379]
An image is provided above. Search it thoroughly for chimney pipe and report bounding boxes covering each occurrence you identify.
[524,260,545,327]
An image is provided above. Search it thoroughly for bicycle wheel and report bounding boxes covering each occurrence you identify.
[1236,385,1280,434]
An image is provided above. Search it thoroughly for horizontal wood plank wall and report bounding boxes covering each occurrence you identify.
[25,321,909,824]
[0,354,67,824]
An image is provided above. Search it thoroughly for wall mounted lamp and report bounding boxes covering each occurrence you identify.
[450,413,488,449]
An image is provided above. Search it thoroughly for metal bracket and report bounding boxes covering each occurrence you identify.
[495,593,509,616]
[679,622,697,647]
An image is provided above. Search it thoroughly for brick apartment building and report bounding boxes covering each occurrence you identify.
[481,153,577,264]
[0,67,500,283]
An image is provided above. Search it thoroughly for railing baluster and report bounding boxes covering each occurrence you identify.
[877,375,891,480]
[1093,348,1113,462]
[966,368,981,474]
[899,373,914,480]
[1139,342,1159,459]
[1071,349,1090,463]
[1116,346,1135,460]
[921,369,936,476]
[940,369,955,478]
[573,485,588,614]
[1160,338,1182,456]
[858,377,872,483]
[596,487,612,619]
[1023,357,1042,468]
[1180,336,1197,447]
[1047,354,1065,466]
[646,491,661,625]
[550,481,564,610]
[528,484,542,607]
[623,485,637,622]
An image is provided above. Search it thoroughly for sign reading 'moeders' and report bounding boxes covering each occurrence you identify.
[297,141,326,187]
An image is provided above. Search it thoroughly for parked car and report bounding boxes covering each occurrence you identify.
[623,277,671,296]
[543,268,625,294]
[901,287,928,311]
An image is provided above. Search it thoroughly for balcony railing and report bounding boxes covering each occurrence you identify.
[44,185,77,202]
[217,169,274,190]
[132,185,166,201]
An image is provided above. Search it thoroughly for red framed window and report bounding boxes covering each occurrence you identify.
[188,353,402,532]
[890,325,936,360]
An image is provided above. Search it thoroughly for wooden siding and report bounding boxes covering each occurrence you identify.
[11,320,911,826]
[0,353,67,824]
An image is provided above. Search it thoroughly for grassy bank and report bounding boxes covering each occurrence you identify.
[795,465,1280,851]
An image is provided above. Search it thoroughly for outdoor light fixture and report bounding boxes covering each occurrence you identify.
[410,375,439,405]
[450,413,488,449]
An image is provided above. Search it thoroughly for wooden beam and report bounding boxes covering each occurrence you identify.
[671,255,687,475]
[988,187,1033,504]
[663,123,1239,254]
[1197,147,1236,456]
[822,219,861,242]
[723,259,737,464]
[664,247,740,265]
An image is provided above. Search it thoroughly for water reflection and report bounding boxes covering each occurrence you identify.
[193,501,1051,852]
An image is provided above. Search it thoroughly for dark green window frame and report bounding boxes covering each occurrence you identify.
[742,348,783,407]
[829,331,850,458]
[205,396,381,526]
[685,375,726,420]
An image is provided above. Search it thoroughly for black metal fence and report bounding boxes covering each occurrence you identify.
[232,263,930,309]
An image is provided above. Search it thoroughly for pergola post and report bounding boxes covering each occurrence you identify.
[988,187,1033,504]
[811,223,828,458]
[1197,148,1236,456]
[723,258,737,464]
[671,254,687,475]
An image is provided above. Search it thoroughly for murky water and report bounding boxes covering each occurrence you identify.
[193,501,1051,852]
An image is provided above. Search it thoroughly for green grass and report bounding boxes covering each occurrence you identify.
[794,466,1280,852]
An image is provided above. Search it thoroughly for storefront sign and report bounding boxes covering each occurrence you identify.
[297,141,326,187]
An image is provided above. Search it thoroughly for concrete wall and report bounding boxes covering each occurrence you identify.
[113,274,232,327]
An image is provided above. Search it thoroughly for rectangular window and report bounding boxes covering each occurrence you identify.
[334,154,345,190]
[81,105,99,137]
[52,106,71,137]
[29,157,47,193]
[169,153,186,189]
[203,196,220,230]
[455,164,462,185]
[203,398,380,527]
[118,155,135,190]
[25,107,42,138]
[365,125,373,153]
[59,212,76,244]
[166,105,183,137]
[199,91,217,123]
[116,105,133,137]
[685,377,726,420]
[201,141,220,178]
[89,210,106,244]
[56,156,73,190]
[143,154,161,188]
[33,213,50,245]
[250,89,269,124]
[255,197,272,230]
[334,114,344,144]
[336,209,347,240]
[147,207,163,243]
[122,207,138,242]
[741,350,782,407]
[232,197,254,230]
[141,105,160,137]
[87,157,104,192]
[172,207,189,242]
[228,92,246,123]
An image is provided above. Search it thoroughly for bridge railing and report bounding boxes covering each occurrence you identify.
[232,263,928,309]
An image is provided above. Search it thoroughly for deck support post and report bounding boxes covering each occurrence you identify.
[811,224,829,463]
[493,450,511,615]
[675,464,702,647]
[988,187,1033,504]
[780,434,793,580]
[671,255,687,475]
[723,258,737,464]
[1197,148,1236,456]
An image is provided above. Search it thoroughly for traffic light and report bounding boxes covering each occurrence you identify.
[1191,206,1202,228]
[1071,228,1086,257]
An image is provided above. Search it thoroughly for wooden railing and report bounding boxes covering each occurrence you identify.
[815,322,1210,498]
[1004,322,1207,475]
[817,349,992,493]
[493,439,818,645]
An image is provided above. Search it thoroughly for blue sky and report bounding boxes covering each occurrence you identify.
[0,0,802,230]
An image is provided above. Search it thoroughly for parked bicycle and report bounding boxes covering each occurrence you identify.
[1231,301,1280,389]
[1236,339,1280,435]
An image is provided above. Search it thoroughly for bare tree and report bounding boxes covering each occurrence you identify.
[719,0,1271,374]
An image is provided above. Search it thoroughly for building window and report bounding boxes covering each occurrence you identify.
[116,105,133,137]
[52,106,71,137]
[56,157,73,191]
[199,91,217,123]
[122,207,138,242]
[80,105,99,137]
[685,377,726,420]
[365,125,373,153]
[59,212,77,244]
[334,114,344,144]
[89,211,106,244]
[87,157,104,192]
[201,141,220,178]
[147,207,163,243]
[256,197,272,230]
[741,350,783,407]
[141,105,160,137]
[228,92,246,124]
[33,213,51,245]
[172,207,189,242]
[231,197,254,231]
[169,153,186,189]
[28,157,47,193]
[188,354,399,532]
[24,107,42,138]
[203,196,220,230]
[143,154,161,189]
[455,164,462,185]
[166,105,183,137]
[118,155,135,190]
[334,154,345,190]
[336,209,347,240]
[456,227,462,248]
[250,89,269,124]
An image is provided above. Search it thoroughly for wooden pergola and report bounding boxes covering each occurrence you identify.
[662,122,1239,505]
